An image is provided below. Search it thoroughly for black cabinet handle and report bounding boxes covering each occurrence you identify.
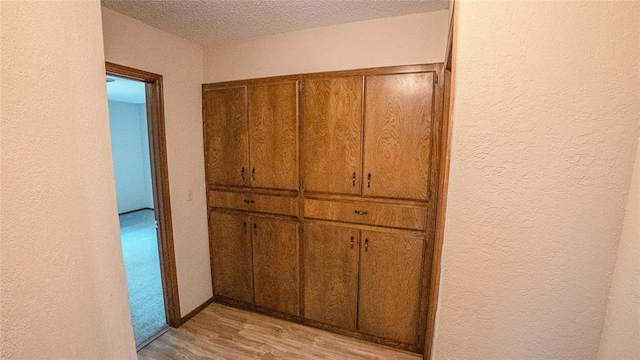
[241,167,245,181]
[353,210,368,216]
[243,199,255,204]
[352,172,356,187]
[252,167,256,181]
[367,173,371,188]
[364,238,369,252]
[253,223,257,235]
[243,221,247,232]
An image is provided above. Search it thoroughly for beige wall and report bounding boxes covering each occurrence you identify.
[434,1,639,359]
[598,138,640,359]
[203,10,450,83]
[101,7,212,317]
[1,1,136,359]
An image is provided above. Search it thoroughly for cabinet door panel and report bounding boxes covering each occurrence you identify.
[301,77,362,194]
[303,223,359,330]
[358,231,424,344]
[363,73,433,200]
[203,86,249,187]
[209,212,253,304]
[248,82,298,190]
[252,216,300,316]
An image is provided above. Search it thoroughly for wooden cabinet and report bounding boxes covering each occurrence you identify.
[209,190,299,217]
[209,211,254,304]
[301,76,363,195]
[204,64,443,355]
[303,222,359,330]
[363,73,433,200]
[204,81,298,191]
[358,231,424,344]
[301,72,434,201]
[209,211,300,315]
[248,81,299,190]
[303,223,424,345]
[252,216,300,316]
[203,86,249,187]
[303,197,427,231]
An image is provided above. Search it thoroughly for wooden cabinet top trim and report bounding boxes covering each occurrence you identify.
[203,63,443,90]
[210,208,298,222]
[208,185,298,197]
[304,193,428,208]
[202,84,247,92]
[303,218,426,238]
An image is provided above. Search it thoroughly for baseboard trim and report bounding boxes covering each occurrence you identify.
[178,297,214,326]
[118,207,155,216]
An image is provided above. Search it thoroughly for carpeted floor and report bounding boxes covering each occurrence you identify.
[119,209,167,347]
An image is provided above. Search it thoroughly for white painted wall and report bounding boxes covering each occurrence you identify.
[1,1,136,358]
[101,7,212,316]
[433,1,640,359]
[203,10,450,83]
[598,138,640,359]
[108,101,154,214]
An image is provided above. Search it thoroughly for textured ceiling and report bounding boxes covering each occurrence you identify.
[101,0,450,46]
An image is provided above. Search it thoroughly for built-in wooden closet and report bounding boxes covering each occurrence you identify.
[203,63,445,355]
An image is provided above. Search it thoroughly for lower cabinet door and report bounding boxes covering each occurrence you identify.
[357,230,424,345]
[209,211,254,304]
[303,222,359,331]
[252,216,300,316]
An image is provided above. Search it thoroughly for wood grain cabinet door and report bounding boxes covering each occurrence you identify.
[248,81,298,190]
[209,211,254,304]
[363,73,434,200]
[203,86,249,187]
[252,216,300,316]
[301,76,363,195]
[357,230,424,345]
[303,222,359,330]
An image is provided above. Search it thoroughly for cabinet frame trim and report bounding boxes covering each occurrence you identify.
[203,64,442,90]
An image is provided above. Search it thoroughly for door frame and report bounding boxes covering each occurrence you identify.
[106,62,181,327]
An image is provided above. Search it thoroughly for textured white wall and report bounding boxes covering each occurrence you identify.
[434,1,640,359]
[108,101,154,213]
[598,138,640,359]
[101,7,212,316]
[203,10,450,83]
[1,1,136,359]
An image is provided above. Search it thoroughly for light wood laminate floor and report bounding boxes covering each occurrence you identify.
[138,303,421,360]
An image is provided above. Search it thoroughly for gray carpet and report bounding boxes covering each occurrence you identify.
[119,209,166,347]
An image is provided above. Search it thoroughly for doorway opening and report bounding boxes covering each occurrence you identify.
[105,62,181,349]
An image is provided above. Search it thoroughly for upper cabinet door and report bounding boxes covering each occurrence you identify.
[248,81,298,190]
[363,73,434,200]
[203,86,249,187]
[301,76,363,195]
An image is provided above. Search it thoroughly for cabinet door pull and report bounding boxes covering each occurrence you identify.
[350,235,355,249]
[243,221,247,232]
[364,238,369,252]
[241,166,245,181]
[353,210,368,215]
[252,167,256,181]
[352,172,356,187]
[253,223,257,235]
[243,199,255,204]
[367,173,371,188]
